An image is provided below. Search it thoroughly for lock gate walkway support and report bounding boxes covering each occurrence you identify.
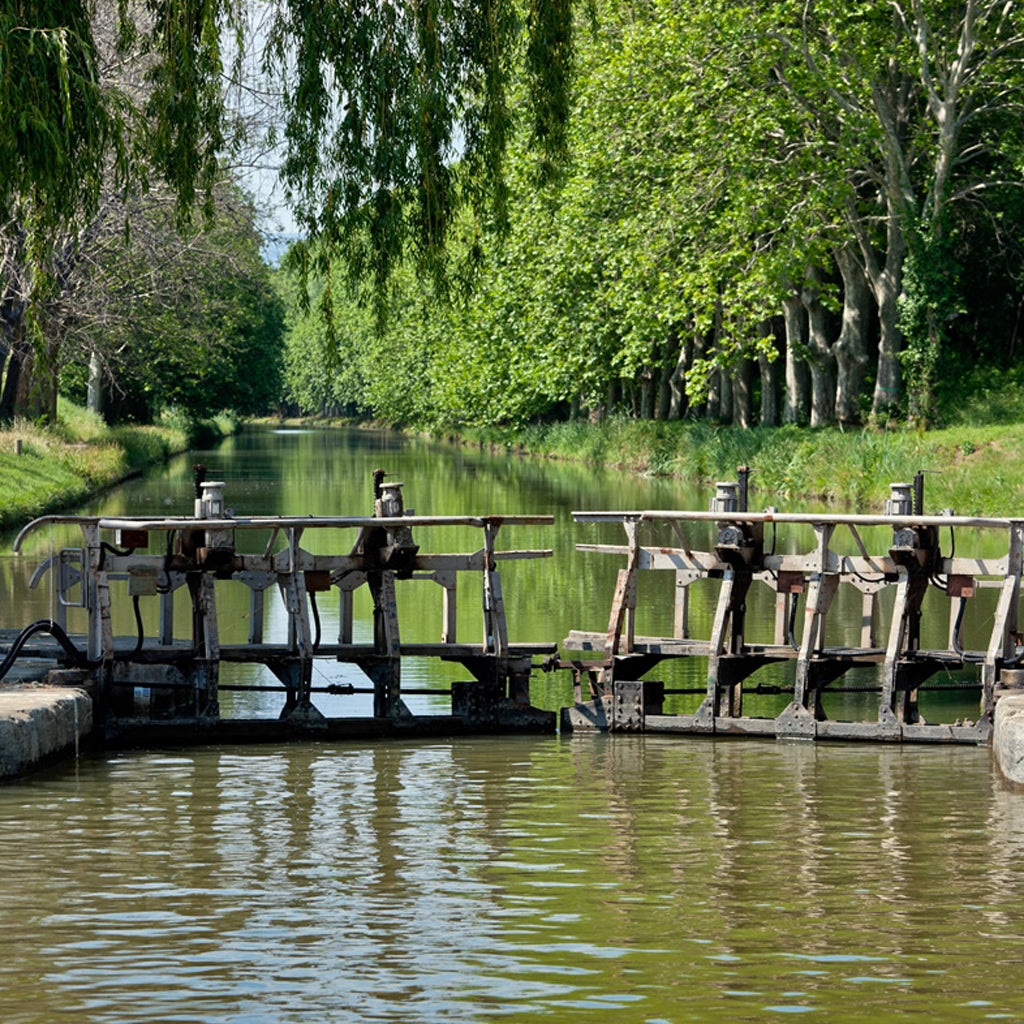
[11,475,556,745]
[556,486,1024,744]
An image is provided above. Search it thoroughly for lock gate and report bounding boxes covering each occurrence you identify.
[556,479,1024,744]
[11,472,556,743]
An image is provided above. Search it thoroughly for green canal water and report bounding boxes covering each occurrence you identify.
[0,427,1022,1022]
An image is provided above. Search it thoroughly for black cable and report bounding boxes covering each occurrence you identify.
[849,565,886,584]
[156,529,176,594]
[788,590,801,651]
[131,595,145,655]
[1003,633,1024,667]
[310,591,322,652]
[931,523,956,591]
[0,603,166,681]
[98,541,134,571]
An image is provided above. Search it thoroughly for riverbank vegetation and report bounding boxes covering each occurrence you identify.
[453,415,1023,516]
[279,0,1024,438]
[0,404,234,530]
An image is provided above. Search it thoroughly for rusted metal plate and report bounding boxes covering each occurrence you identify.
[116,529,149,550]
[947,574,975,598]
[303,569,332,592]
[776,570,805,595]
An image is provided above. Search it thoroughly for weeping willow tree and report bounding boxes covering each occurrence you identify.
[263,0,575,325]
[0,0,233,236]
[0,0,240,420]
[2,0,574,303]
[2,0,575,423]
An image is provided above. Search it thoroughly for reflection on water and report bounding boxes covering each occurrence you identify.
[0,738,1021,1022]
[0,427,995,721]
[0,428,1022,1020]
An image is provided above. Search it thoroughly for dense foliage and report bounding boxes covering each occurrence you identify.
[2,0,577,426]
[1,0,282,425]
[281,0,1024,431]
[57,188,284,422]
[8,0,1024,433]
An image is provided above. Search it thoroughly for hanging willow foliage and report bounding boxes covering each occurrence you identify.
[1,0,239,234]
[3,0,574,323]
[0,1,110,229]
[265,0,576,322]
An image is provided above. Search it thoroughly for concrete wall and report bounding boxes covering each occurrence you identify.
[0,686,94,779]
[993,694,1024,786]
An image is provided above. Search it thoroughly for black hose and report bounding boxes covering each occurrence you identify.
[788,591,801,651]
[0,601,162,682]
[0,619,99,680]
[950,596,986,663]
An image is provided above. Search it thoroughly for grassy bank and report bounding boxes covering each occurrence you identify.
[453,418,1024,516]
[0,403,236,530]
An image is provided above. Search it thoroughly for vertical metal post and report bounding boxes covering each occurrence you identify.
[983,521,1024,721]
[369,570,402,717]
[248,588,265,645]
[774,590,789,647]
[197,573,220,716]
[792,574,839,710]
[880,573,929,727]
[276,527,315,713]
[82,523,112,664]
[791,524,837,713]
[159,586,174,646]
[603,519,640,660]
[436,571,457,643]
[861,591,877,648]
[337,572,365,644]
[674,571,691,639]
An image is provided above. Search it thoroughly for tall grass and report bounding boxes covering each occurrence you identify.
[0,401,234,530]
[452,417,1024,515]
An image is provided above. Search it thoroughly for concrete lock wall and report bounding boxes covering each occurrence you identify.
[994,694,1024,786]
[0,687,93,779]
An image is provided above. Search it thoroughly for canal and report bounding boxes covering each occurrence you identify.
[0,427,1021,1022]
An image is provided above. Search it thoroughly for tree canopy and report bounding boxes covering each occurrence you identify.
[1,0,281,424]
[9,0,1024,431]
[278,0,1024,430]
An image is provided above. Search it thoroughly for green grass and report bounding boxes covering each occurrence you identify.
[0,402,235,531]
[452,417,1024,516]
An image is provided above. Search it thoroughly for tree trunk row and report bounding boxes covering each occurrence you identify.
[580,247,886,428]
